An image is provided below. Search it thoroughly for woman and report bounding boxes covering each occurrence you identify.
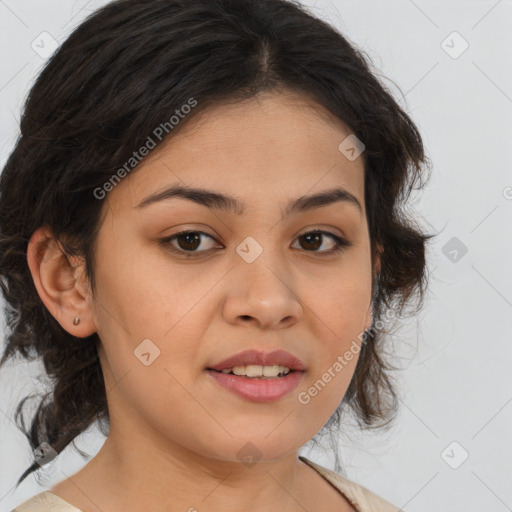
[0,0,432,510]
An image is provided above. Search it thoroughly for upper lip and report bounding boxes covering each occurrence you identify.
[208,349,305,372]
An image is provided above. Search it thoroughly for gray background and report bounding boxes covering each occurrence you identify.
[1,1,511,510]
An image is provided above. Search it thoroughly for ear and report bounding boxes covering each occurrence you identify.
[26,226,96,338]
[363,242,383,332]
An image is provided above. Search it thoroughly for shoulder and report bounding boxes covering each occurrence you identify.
[299,456,401,512]
[11,491,82,512]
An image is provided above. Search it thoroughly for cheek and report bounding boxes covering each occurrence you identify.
[93,239,213,338]
[299,263,371,412]
[91,247,216,407]
[307,262,373,340]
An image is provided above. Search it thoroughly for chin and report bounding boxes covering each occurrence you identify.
[198,432,306,465]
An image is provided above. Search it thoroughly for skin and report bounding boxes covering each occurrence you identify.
[27,88,381,512]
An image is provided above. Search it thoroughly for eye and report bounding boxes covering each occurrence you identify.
[292,229,351,255]
[160,230,221,257]
[160,228,351,258]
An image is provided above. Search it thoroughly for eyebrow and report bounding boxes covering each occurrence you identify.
[135,184,362,217]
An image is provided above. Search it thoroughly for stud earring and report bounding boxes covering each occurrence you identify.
[73,317,80,326]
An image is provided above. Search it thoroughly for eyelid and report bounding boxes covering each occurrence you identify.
[296,224,347,239]
[160,230,220,255]
[291,229,351,255]
[159,226,351,257]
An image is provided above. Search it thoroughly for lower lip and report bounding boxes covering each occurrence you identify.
[206,370,304,403]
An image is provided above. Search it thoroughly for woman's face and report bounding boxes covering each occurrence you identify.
[89,89,378,465]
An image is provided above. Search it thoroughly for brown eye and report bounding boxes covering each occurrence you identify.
[299,232,323,251]
[161,230,220,256]
[160,228,350,258]
[293,230,350,254]
[175,232,202,251]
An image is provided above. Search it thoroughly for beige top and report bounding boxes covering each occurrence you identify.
[12,455,400,512]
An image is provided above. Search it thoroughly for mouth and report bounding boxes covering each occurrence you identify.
[208,364,297,379]
[206,349,305,402]
[205,368,304,402]
[207,348,305,373]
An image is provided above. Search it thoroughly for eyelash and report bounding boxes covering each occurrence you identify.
[159,229,351,258]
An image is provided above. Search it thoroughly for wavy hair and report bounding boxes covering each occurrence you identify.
[0,0,433,486]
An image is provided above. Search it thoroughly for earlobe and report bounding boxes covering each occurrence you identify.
[26,226,96,338]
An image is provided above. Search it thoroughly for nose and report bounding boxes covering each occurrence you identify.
[222,252,303,330]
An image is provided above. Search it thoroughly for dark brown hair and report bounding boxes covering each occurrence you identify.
[0,0,434,487]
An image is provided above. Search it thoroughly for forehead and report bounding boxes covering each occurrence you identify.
[104,89,365,215]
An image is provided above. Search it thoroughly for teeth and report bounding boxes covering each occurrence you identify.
[221,365,291,378]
